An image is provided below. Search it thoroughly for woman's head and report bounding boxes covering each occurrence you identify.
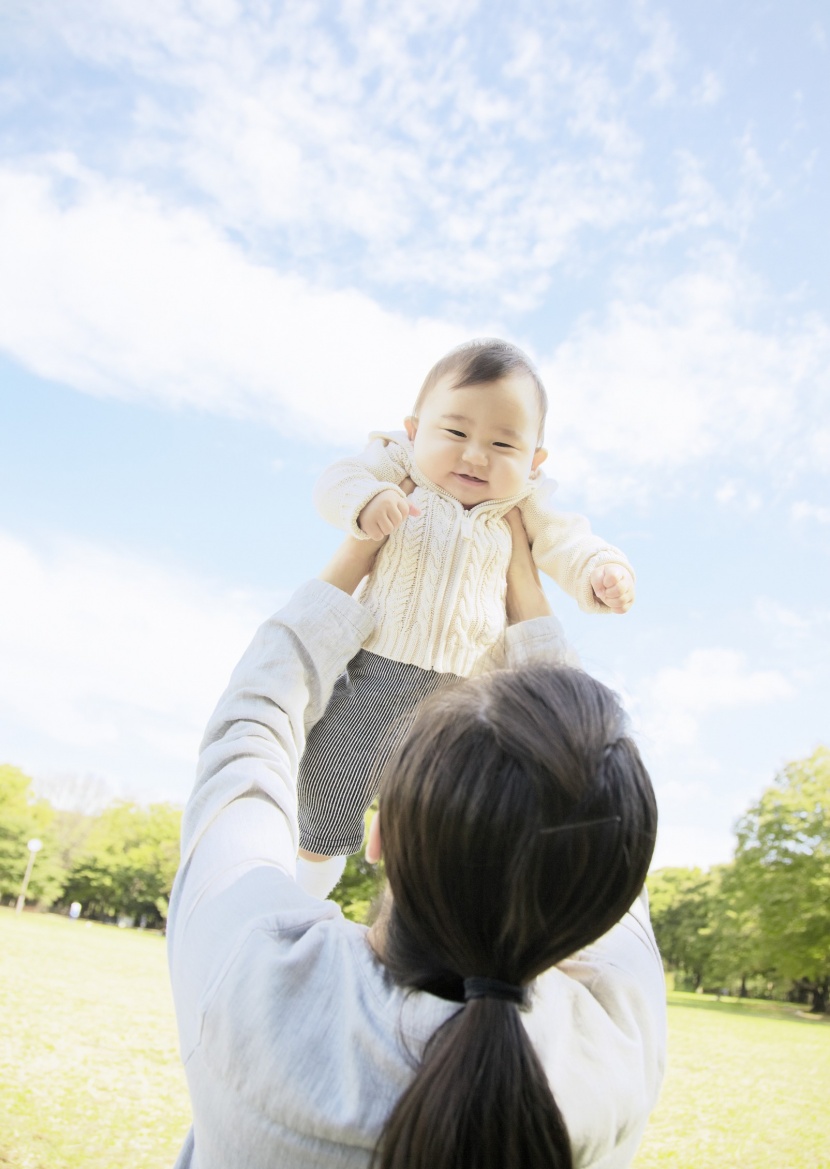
[379,664,656,987]
[372,665,657,1169]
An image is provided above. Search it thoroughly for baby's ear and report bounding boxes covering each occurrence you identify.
[531,447,548,471]
[404,415,419,442]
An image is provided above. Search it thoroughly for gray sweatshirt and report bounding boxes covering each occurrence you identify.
[167,580,666,1169]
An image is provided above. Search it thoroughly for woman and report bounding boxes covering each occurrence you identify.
[167,521,665,1169]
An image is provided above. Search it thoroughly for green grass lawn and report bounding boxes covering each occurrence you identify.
[0,907,190,1169]
[2,908,829,1169]
[633,992,830,1169]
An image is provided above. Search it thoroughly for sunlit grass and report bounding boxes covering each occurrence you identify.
[633,991,830,1169]
[2,910,829,1169]
[0,907,189,1169]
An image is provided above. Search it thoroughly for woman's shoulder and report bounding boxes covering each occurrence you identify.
[193,894,458,1132]
[524,892,666,1164]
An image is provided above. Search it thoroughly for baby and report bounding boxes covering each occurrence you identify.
[296,338,634,898]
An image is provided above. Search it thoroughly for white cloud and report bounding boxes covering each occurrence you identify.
[1,158,827,503]
[754,599,810,632]
[632,2,679,104]
[714,480,762,511]
[650,822,734,871]
[792,500,830,524]
[637,648,794,752]
[738,130,773,195]
[661,150,727,232]
[808,428,830,462]
[0,529,274,793]
[692,69,723,107]
[539,253,830,506]
[4,1,654,306]
[3,1,808,329]
[0,160,462,445]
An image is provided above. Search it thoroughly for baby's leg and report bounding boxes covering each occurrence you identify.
[296,853,348,899]
[296,651,459,895]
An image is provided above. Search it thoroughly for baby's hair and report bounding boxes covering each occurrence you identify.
[413,338,548,446]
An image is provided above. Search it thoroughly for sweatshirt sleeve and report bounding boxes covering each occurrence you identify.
[313,436,413,539]
[525,886,666,1167]
[166,581,374,1031]
[503,614,582,669]
[520,477,635,615]
[176,580,373,877]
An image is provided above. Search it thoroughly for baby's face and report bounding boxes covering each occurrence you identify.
[405,371,547,507]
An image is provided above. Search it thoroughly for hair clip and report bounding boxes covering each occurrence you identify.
[539,815,622,835]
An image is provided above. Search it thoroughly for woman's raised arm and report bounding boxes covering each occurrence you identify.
[166,557,377,1059]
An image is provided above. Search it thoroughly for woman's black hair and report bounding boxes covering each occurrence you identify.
[373,665,657,1169]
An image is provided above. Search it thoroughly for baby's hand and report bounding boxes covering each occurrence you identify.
[358,488,420,539]
[590,564,635,614]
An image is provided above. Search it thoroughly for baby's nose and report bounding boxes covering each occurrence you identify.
[463,441,488,466]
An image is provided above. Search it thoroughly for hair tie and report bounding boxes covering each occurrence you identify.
[463,976,528,1008]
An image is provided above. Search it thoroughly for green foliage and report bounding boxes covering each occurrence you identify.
[329,805,386,924]
[332,850,385,924]
[647,867,721,988]
[732,746,830,1003]
[0,764,66,906]
[62,801,182,926]
[650,747,830,1010]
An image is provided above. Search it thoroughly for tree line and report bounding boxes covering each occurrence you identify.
[648,747,829,1013]
[2,747,827,1009]
[0,764,182,928]
[0,763,383,929]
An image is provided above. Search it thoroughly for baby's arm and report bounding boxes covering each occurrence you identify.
[314,436,417,540]
[520,479,635,615]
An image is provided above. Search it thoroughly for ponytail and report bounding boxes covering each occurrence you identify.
[374,665,657,1169]
[376,999,572,1169]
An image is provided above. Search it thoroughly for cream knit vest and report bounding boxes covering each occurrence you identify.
[314,433,632,677]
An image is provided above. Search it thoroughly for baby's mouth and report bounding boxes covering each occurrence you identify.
[454,472,487,484]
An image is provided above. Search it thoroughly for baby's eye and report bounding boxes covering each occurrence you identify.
[493,441,515,449]
[445,429,466,438]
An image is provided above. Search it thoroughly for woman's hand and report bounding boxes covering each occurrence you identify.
[505,509,552,624]
[318,534,386,596]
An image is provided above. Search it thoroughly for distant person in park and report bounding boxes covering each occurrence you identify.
[297,337,636,899]
[166,524,665,1169]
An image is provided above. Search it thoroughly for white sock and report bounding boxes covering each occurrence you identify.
[295,855,348,899]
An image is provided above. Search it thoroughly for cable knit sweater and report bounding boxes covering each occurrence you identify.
[314,433,634,678]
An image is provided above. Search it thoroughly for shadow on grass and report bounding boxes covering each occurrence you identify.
[667,991,830,1026]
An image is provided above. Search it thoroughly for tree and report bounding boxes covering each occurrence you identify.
[733,747,830,1012]
[0,764,67,906]
[62,801,182,927]
[647,867,721,989]
[332,851,385,924]
[329,805,385,924]
[704,863,770,997]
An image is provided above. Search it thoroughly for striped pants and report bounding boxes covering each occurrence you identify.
[298,650,461,856]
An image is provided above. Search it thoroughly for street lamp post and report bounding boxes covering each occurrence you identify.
[15,838,43,915]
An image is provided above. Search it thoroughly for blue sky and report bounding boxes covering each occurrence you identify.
[1,0,827,869]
